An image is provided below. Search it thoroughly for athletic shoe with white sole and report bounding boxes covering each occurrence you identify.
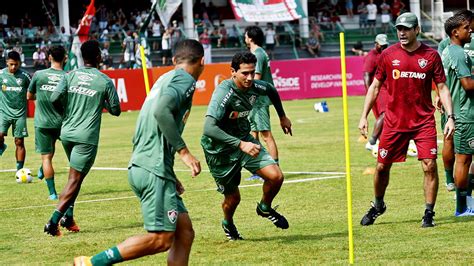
[256,204,289,229]
[421,209,435,228]
[360,201,386,226]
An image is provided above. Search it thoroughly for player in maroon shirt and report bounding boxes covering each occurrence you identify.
[363,34,389,150]
[358,12,455,227]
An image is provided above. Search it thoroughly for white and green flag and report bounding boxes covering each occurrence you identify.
[230,0,306,22]
[152,0,182,28]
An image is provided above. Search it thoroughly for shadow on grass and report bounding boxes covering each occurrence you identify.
[80,188,131,196]
[247,231,347,242]
[372,215,474,226]
[78,221,143,234]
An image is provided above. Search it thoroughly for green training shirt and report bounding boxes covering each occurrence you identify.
[442,44,474,123]
[201,79,285,155]
[0,68,31,119]
[28,68,66,128]
[129,68,196,180]
[253,47,273,107]
[51,67,121,145]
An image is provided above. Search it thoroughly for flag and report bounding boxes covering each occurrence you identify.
[139,0,158,35]
[65,0,96,70]
[230,0,306,22]
[152,0,182,28]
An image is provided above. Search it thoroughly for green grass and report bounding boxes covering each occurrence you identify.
[1,97,473,265]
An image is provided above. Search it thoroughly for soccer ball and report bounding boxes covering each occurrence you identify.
[16,168,33,184]
[407,141,418,157]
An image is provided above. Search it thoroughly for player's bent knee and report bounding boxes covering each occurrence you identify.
[375,163,391,173]
[148,232,174,252]
[14,138,24,147]
[421,159,437,173]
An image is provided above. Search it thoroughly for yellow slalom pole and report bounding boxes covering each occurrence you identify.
[139,45,151,95]
[339,31,354,264]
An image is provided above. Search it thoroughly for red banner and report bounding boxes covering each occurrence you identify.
[76,0,96,42]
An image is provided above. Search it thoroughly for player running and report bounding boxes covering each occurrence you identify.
[74,39,204,266]
[358,12,455,227]
[27,45,67,200]
[201,52,292,240]
[0,51,31,169]
[44,40,121,236]
[441,11,474,216]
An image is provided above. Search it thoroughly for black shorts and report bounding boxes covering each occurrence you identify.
[266,43,275,51]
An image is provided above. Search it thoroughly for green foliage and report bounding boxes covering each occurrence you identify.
[0,97,472,264]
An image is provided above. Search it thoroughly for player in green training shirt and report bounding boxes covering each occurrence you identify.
[74,40,204,266]
[44,40,121,236]
[244,26,281,181]
[0,51,31,169]
[201,52,292,240]
[441,12,474,216]
[27,45,67,200]
[437,10,474,192]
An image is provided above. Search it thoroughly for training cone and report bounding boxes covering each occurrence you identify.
[358,135,367,143]
[363,167,375,175]
[314,101,329,112]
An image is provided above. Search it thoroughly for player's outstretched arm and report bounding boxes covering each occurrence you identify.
[437,82,455,137]
[359,78,382,137]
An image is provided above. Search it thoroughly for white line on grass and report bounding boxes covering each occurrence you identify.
[0,175,344,212]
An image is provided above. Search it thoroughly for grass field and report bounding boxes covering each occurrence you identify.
[1,96,473,265]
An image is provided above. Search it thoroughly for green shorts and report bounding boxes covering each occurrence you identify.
[0,115,28,138]
[128,165,187,232]
[35,127,61,154]
[204,140,276,194]
[454,122,474,155]
[249,105,271,132]
[440,113,447,132]
[62,140,97,174]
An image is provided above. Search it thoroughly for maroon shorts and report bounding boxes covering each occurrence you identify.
[377,125,438,163]
[372,88,387,119]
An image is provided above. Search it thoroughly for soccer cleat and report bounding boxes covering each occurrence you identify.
[44,221,62,237]
[360,201,386,226]
[222,221,244,241]
[246,174,264,181]
[60,216,81,232]
[455,208,474,217]
[74,256,92,266]
[48,194,58,200]
[256,204,289,229]
[445,183,455,192]
[0,143,6,156]
[421,209,436,228]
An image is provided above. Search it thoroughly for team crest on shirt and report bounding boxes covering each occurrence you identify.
[16,78,23,86]
[418,58,428,69]
[392,59,400,66]
[249,95,257,105]
[379,148,388,158]
[168,209,178,224]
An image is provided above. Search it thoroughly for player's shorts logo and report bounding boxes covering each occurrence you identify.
[379,148,388,158]
[468,139,474,149]
[418,58,428,69]
[430,148,437,155]
[392,69,401,79]
[168,209,178,224]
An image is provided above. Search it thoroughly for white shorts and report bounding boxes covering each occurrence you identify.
[381,14,391,23]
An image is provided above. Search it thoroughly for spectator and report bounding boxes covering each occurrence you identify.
[194,14,204,36]
[380,0,391,33]
[24,23,36,43]
[121,31,136,69]
[100,42,113,70]
[199,27,212,64]
[330,10,341,32]
[352,41,367,56]
[227,25,239,47]
[97,5,108,30]
[111,20,122,40]
[306,31,320,57]
[151,18,162,50]
[265,23,276,60]
[32,45,47,69]
[161,28,172,65]
[345,0,354,19]
[275,22,286,45]
[391,0,405,22]
[210,26,220,47]
[218,23,227,48]
[366,0,377,35]
[36,26,46,43]
[310,17,325,42]
[1,13,7,26]
[357,1,368,34]
[170,20,181,54]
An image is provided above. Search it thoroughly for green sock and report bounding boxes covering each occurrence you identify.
[50,209,63,225]
[468,174,474,197]
[445,169,454,184]
[222,219,232,226]
[374,196,385,211]
[91,246,123,266]
[38,165,44,179]
[456,188,468,214]
[274,159,279,166]
[45,177,57,196]
[65,205,74,218]
[258,201,270,212]
[16,161,24,170]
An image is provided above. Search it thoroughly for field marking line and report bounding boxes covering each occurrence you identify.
[0,175,344,212]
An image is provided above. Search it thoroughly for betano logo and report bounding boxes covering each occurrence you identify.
[392,69,426,80]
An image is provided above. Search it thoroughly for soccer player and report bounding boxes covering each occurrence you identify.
[201,52,292,240]
[0,51,31,169]
[363,34,389,151]
[44,40,121,236]
[27,45,67,200]
[358,12,455,227]
[73,39,204,266]
[244,26,280,181]
[437,10,474,193]
[441,11,474,216]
